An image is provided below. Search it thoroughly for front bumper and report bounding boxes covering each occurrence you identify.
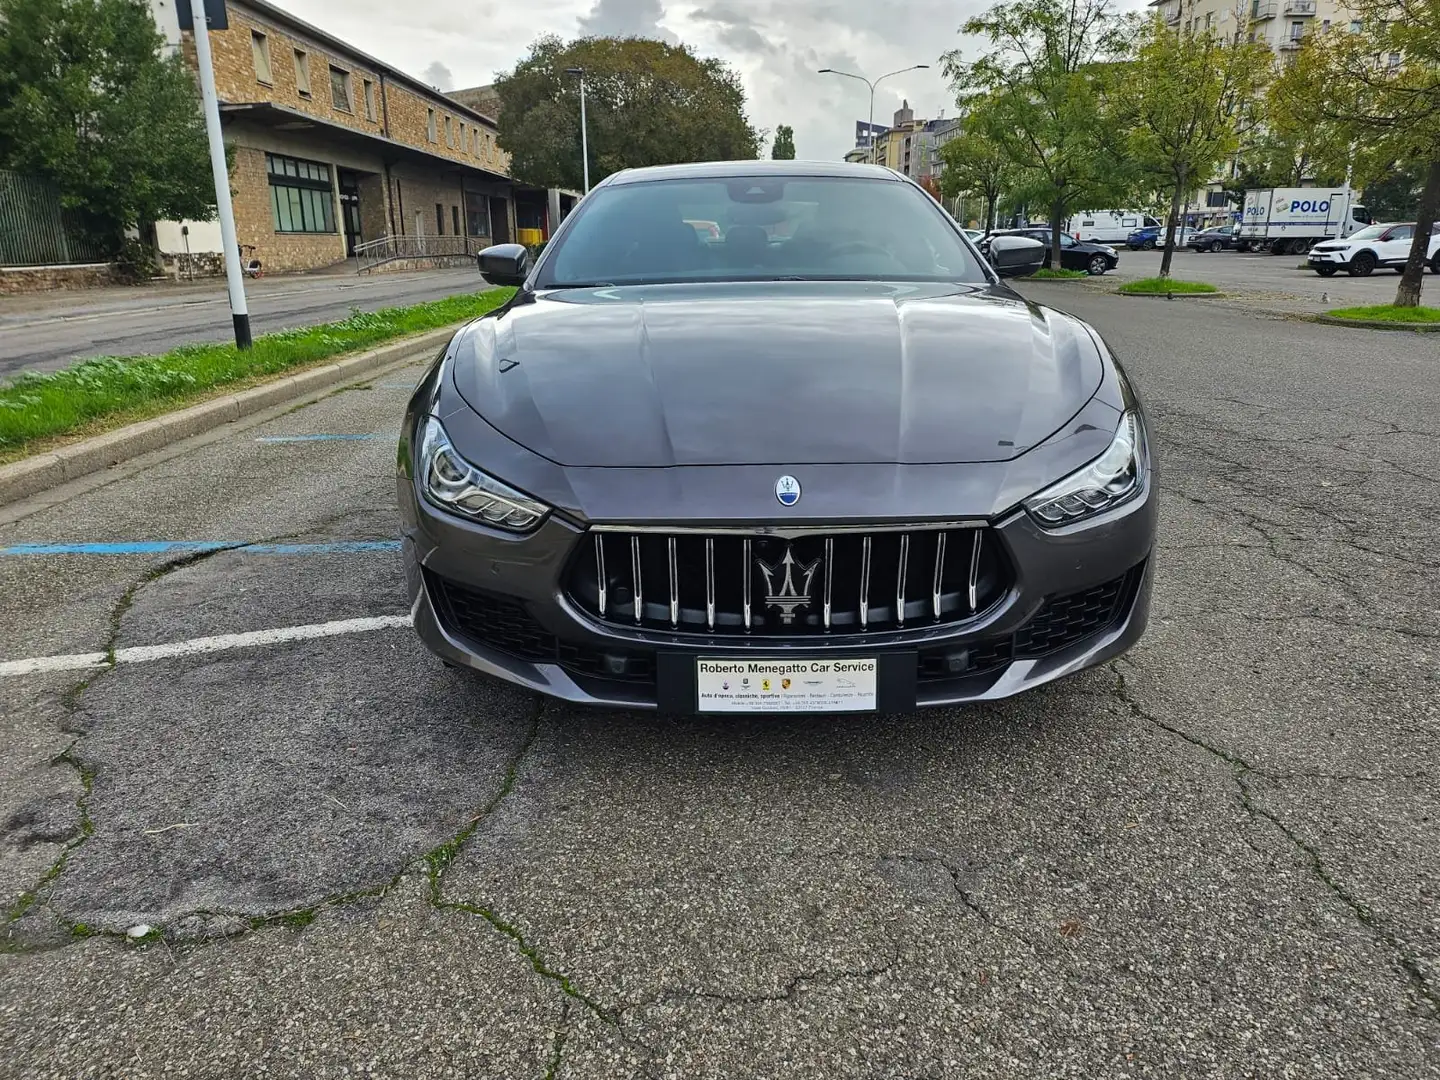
[400,476,1157,712]
[1308,250,1347,264]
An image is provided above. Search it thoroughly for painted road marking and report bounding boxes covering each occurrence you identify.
[0,540,401,556]
[0,615,413,678]
[255,434,389,443]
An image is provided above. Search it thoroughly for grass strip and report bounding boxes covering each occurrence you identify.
[1027,268,1088,280]
[1324,304,1440,324]
[1117,277,1218,295]
[0,287,515,457]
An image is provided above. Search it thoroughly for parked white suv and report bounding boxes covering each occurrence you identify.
[1308,221,1440,277]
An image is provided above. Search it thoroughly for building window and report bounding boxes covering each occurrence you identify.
[459,122,467,153]
[251,31,272,84]
[467,198,491,238]
[444,115,453,147]
[266,153,336,234]
[1388,52,1401,67]
[330,66,353,112]
[1350,19,1361,31]
[452,205,461,234]
[1290,20,1304,39]
[427,108,436,142]
[435,203,445,235]
[362,79,376,121]
[293,49,310,96]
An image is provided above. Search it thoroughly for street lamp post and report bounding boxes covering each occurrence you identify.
[564,67,590,194]
[817,64,930,164]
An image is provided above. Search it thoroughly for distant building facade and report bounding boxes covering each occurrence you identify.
[148,0,554,275]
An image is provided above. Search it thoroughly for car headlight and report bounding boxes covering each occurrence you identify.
[416,415,550,531]
[1024,412,1146,527]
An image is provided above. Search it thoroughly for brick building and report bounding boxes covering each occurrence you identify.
[150,0,548,274]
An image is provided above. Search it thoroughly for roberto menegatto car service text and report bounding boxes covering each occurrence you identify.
[397,161,1156,714]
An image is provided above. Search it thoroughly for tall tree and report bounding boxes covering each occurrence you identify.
[771,124,796,160]
[943,0,1137,269]
[494,36,759,191]
[0,0,215,249]
[1124,13,1272,277]
[1271,0,1440,307]
[937,107,1014,232]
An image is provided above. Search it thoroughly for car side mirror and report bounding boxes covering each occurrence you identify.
[987,235,1047,278]
[477,243,531,287]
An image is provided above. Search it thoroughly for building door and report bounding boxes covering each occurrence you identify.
[337,169,362,256]
[488,197,510,244]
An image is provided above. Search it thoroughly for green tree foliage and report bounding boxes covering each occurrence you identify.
[937,104,1014,232]
[1361,163,1426,222]
[494,36,759,190]
[943,0,1137,268]
[1123,15,1272,276]
[0,0,215,249]
[771,124,795,160]
[1271,0,1440,307]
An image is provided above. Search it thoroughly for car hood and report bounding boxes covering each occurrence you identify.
[449,281,1103,468]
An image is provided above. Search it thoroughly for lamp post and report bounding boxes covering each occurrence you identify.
[564,67,590,194]
[817,64,930,164]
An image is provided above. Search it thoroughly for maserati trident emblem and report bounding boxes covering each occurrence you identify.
[756,546,821,624]
[774,475,801,507]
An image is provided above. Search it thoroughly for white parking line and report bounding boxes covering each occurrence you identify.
[0,615,413,678]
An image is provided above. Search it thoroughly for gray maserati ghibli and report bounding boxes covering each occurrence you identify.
[398,160,1155,713]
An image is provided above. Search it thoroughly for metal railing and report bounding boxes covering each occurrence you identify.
[354,233,484,273]
[1283,0,1316,13]
[1250,1,1277,19]
[0,170,112,267]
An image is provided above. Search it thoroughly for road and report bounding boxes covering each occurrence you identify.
[1105,245,1433,310]
[1,286,1438,1077]
[0,267,483,378]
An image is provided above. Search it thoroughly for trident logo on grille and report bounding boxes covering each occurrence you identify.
[756,546,821,624]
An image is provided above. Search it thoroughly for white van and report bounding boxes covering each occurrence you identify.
[1065,210,1162,243]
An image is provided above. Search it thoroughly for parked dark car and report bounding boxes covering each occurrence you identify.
[987,228,1118,275]
[416,161,1153,713]
[1187,226,1240,253]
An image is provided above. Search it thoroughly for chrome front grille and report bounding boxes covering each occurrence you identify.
[566,526,1008,637]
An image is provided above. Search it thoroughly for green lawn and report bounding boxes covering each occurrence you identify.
[1325,304,1440,324]
[0,288,514,459]
[1117,277,1219,295]
[1028,268,1087,280]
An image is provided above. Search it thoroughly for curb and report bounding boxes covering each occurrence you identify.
[1116,290,1227,299]
[1312,314,1440,332]
[0,326,456,507]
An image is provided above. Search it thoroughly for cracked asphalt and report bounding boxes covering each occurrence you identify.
[1,285,1438,1078]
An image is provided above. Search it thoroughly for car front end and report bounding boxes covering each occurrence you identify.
[400,162,1156,715]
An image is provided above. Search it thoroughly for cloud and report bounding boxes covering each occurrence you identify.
[577,0,678,42]
[420,60,454,90]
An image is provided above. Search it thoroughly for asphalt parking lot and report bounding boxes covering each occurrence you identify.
[0,266,483,377]
[1,284,1438,1077]
[1104,246,1433,310]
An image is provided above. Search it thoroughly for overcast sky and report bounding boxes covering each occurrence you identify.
[277,0,1146,160]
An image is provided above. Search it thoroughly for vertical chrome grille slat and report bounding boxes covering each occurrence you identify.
[968,529,982,612]
[859,535,872,630]
[595,534,607,617]
[743,538,752,631]
[667,536,679,628]
[895,533,910,627]
[823,537,834,631]
[630,535,643,624]
[705,538,715,631]
[931,532,946,621]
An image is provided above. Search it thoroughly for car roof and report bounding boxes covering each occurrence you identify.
[602,160,903,186]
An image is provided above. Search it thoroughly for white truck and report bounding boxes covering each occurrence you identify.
[1238,187,1371,255]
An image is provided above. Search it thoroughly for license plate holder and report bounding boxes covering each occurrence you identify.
[656,651,917,714]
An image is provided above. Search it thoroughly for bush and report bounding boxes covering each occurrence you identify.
[111,237,160,284]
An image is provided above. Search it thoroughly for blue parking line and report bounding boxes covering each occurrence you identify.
[0,541,402,556]
[255,434,389,443]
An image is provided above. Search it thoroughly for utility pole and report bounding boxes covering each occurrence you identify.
[565,67,590,194]
[818,65,930,165]
[185,0,251,348]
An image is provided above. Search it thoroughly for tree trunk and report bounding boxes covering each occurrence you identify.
[1049,199,1064,271]
[1394,156,1440,308]
[1160,171,1186,280]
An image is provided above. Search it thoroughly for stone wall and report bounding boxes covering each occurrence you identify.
[0,265,114,295]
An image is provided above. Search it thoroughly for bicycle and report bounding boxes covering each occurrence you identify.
[240,244,264,279]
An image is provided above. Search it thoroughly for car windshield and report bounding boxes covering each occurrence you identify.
[537,175,984,287]
[1346,224,1389,242]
